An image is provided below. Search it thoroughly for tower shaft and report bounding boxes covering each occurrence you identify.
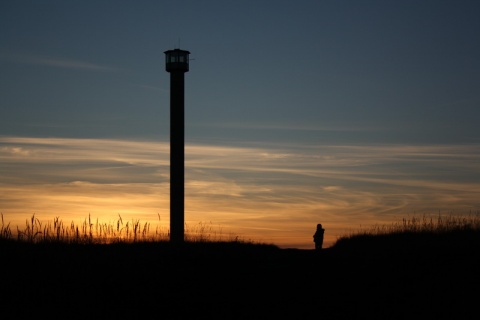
[169,71,185,244]
[164,48,190,244]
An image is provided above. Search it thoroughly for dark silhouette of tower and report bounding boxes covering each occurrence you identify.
[164,48,190,244]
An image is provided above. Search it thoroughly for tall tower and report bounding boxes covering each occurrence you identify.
[164,48,190,244]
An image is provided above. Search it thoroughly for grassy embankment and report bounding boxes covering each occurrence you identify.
[1,212,479,319]
[1,212,480,249]
[331,212,480,256]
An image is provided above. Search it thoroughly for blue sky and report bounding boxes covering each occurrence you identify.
[1,1,480,248]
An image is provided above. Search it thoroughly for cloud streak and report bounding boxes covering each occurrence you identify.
[2,54,119,72]
[195,121,386,133]
[1,136,479,248]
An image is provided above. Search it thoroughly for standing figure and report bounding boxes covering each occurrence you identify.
[313,224,325,250]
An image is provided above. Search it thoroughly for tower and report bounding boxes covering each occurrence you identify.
[164,48,190,244]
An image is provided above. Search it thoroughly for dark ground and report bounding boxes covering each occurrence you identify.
[1,237,479,320]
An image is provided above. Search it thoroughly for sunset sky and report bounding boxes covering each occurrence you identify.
[1,0,480,249]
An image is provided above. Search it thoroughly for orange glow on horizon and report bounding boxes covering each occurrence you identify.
[1,136,480,249]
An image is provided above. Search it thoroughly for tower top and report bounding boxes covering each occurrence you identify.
[164,49,190,73]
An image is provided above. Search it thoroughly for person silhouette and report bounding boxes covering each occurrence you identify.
[313,224,325,250]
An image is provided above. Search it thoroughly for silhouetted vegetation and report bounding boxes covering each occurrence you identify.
[1,212,479,319]
[331,213,480,258]
[0,213,260,245]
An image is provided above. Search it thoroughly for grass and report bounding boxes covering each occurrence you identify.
[331,212,480,254]
[335,212,480,240]
[0,213,255,245]
[2,211,479,251]
[343,212,480,236]
[1,212,479,319]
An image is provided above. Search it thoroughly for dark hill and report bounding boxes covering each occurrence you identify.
[1,234,478,319]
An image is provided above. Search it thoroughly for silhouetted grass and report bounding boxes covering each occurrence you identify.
[2,212,480,251]
[0,213,260,246]
[331,212,480,256]
[1,212,479,319]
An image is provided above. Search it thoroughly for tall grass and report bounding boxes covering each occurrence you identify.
[0,213,246,245]
[341,212,480,238]
[333,212,480,250]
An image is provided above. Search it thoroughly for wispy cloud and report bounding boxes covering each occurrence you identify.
[2,54,119,72]
[196,122,385,132]
[1,136,479,248]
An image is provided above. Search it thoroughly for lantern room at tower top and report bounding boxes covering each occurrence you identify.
[164,49,190,73]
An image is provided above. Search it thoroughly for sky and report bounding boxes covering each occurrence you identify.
[1,0,480,249]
